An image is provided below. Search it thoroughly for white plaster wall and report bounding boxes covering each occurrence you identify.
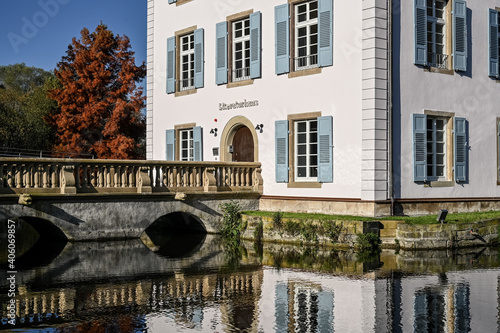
[150,0,364,199]
[395,0,500,199]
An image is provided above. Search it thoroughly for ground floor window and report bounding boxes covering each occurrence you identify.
[295,119,318,181]
[180,128,194,161]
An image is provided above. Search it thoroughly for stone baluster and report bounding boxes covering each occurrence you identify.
[176,167,182,187]
[189,167,195,187]
[51,164,58,188]
[22,164,29,188]
[6,165,13,188]
[171,166,177,187]
[43,164,49,188]
[114,166,120,187]
[15,165,22,188]
[196,167,201,187]
[129,166,136,187]
[108,166,114,188]
[253,167,263,193]
[121,166,127,187]
[162,166,168,187]
[74,164,80,189]
[90,165,97,187]
[98,165,104,187]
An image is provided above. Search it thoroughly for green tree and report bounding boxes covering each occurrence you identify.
[0,63,59,151]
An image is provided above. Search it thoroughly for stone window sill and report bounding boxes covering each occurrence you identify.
[175,88,197,97]
[288,67,322,79]
[287,181,322,189]
[227,79,253,89]
[424,181,455,188]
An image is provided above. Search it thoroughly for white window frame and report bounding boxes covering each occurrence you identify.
[232,17,251,82]
[179,32,195,91]
[426,0,448,69]
[426,116,447,181]
[180,128,194,161]
[294,0,319,71]
[294,119,318,182]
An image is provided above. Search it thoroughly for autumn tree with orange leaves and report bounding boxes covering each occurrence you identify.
[49,24,146,159]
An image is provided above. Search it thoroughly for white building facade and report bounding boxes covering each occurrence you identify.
[147,0,500,216]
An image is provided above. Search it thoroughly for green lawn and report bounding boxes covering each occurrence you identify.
[241,210,500,225]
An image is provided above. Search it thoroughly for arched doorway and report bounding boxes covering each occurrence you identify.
[232,126,254,162]
[220,116,259,162]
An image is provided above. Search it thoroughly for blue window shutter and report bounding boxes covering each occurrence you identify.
[168,0,176,3]
[489,9,499,78]
[453,0,467,71]
[275,120,289,183]
[275,284,289,333]
[250,12,262,79]
[318,0,333,68]
[215,22,228,85]
[166,129,175,161]
[194,28,204,89]
[166,36,176,94]
[318,116,333,183]
[454,117,468,182]
[275,4,290,75]
[413,114,427,182]
[414,0,427,66]
[193,126,203,161]
[414,292,428,331]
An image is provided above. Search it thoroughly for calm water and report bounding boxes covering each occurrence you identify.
[1,234,499,332]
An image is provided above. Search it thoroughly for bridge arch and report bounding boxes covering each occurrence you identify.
[140,212,208,258]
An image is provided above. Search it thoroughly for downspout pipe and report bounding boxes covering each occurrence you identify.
[388,0,395,216]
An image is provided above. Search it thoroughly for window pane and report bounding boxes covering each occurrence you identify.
[436,143,444,154]
[310,156,318,166]
[436,154,444,164]
[297,167,306,177]
[310,144,317,155]
[310,167,318,177]
[309,133,317,143]
[298,145,307,155]
[298,156,307,166]
[427,165,434,177]
[436,166,444,177]
[297,122,307,132]
[298,133,307,144]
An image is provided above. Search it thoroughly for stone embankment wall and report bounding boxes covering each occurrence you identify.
[241,215,380,248]
[397,219,500,250]
[241,215,500,250]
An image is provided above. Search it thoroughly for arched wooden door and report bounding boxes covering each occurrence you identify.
[232,126,254,162]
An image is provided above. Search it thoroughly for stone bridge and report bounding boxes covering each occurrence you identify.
[0,158,262,241]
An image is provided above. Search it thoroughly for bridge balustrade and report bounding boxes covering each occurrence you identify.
[0,158,263,195]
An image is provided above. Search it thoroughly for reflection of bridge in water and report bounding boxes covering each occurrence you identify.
[2,238,500,332]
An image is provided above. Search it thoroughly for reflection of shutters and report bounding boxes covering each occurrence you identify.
[414,0,427,65]
[194,28,204,89]
[413,114,427,182]
[489,9,499,78]
[193,126,203,161]
[454,284,471,333]
[318,116,333,183]
[275,283,288,333]
[166,129,175,161]
[215,22,228,85]
[166,37,176,94]
[275,120,289,183]
[275,4,290,75]
[413,291,428,332]
[453,0,467,71]
[318,291,334,333]
[318,0,333,67]
[250,12,262,79]
[454,117,467,182]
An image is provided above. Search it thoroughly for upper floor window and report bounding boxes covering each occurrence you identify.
[216,11,262,86]
[295,0,319,71]
[166,27,204,95]
[275,0,332,76]
[414,0,467,72]
[488,8,500,78]
[180,33,195,91]
[232,17,251,81]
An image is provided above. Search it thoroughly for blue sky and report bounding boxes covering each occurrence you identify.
[0,0,147,71]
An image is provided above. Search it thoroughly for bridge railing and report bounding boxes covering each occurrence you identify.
[0,158,263,195]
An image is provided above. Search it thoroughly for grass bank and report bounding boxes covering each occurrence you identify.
[242,210,500,225]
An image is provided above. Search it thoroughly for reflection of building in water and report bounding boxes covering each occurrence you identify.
[275,280,334,333]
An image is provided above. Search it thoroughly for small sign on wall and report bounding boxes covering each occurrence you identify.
[219,99,259,111]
